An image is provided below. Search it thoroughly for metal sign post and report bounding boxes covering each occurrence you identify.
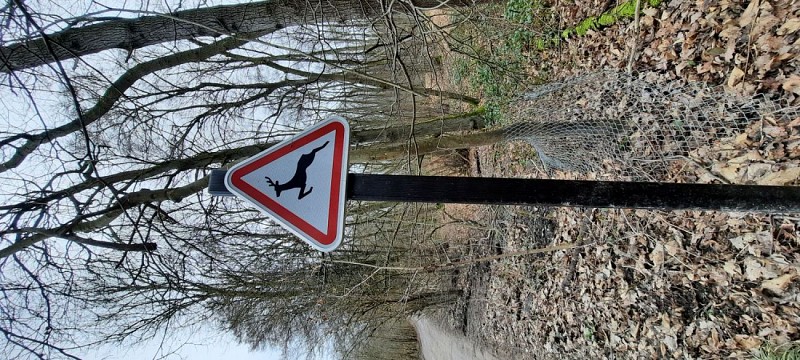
[211,117,800,252]
[213,171,800,213]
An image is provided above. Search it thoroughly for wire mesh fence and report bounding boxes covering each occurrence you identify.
[504,71,800,182]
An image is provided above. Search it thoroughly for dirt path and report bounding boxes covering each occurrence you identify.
[410,314,504,360]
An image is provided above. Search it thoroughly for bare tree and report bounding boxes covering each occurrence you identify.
[0,0,491,73]
[0,1,490,358]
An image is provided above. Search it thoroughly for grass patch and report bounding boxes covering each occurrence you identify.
[561,0,663,38]
[754,343,800,360]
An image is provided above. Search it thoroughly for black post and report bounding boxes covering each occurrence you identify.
[346,174,800,212]
[207,170,800,212]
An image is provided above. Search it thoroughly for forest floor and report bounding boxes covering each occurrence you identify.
[423,0,800,359]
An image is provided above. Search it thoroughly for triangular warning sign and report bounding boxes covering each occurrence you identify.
[225,116,349,252]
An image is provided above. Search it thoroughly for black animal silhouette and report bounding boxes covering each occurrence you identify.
[265,141,329,200]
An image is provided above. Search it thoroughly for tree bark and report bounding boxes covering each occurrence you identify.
[1,0,492,73]
[351,109,486,144]
[350,127,505,162]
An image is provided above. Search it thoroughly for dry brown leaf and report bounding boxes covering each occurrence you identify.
[761,273,796,296]
[663,335,678,351]
[696,61,716,74]
[754,54,775,76]
[777,18,800,35]
[713,163,741,182]
[734,335,762,350]
[729,234,750,250]
[745,163,772,182]
[719,25,742,39]
[783,75,800,95]
[650,244,665,270]
[756,167,800,185]
[733,133,752,148]
[762,126,788,138]
[664,240,681,256]
[462,0,800,356]
[642,8,658,17]
[776,46,794,60]
[739,0,760,27]
[729,151,764,164]
[727,67,745,87]
[752,13,780,37]
[723,260,741,276]
[744,258,765,281]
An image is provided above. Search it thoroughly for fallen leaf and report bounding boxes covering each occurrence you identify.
[754,231,773,248]
[762,126,788,138]
[650,243,665,270]
[642,8,658,17]
[696,61,716,74]
[663,335,678,351]
[729,234,750,250]
[777,18,800,35]
[664,240,681,256]
[723,260,741,276]
[756,167,800,185]
[733,133,752,148]
[739,0,760,27]
[745,163,773,181]
[727,67,746,88]
[744,258,764,281]
[713,163,741,182]
[754,54,775,76]
[761,273,796,296]
[718,25,742,40]
[752,13,780,37]
[783,75,800,95]
[734,334,762,350]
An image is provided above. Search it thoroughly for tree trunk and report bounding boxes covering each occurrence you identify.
[351,109,486,144]
[1,0,494,73]
[350,127,505,162]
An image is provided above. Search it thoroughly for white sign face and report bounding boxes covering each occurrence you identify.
[225,117,350,252]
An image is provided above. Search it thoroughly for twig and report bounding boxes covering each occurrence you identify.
[560,214,592,289]
[626,0,642,74]
[675,155,732,184]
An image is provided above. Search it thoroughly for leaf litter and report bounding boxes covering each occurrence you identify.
[437,0,800,358]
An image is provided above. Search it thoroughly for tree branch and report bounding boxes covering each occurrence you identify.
[0,177,208,258]
[0,33,256,174]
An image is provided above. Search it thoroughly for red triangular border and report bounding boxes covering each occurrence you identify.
[228,120,347,247]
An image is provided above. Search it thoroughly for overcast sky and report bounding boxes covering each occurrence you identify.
[77,326,283,360]
[1,1,318,359]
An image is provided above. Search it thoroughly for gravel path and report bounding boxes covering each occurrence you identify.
[410,314,504,360]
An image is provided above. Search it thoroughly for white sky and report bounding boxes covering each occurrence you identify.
[76,326,283,360]
[1,1,327,359]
